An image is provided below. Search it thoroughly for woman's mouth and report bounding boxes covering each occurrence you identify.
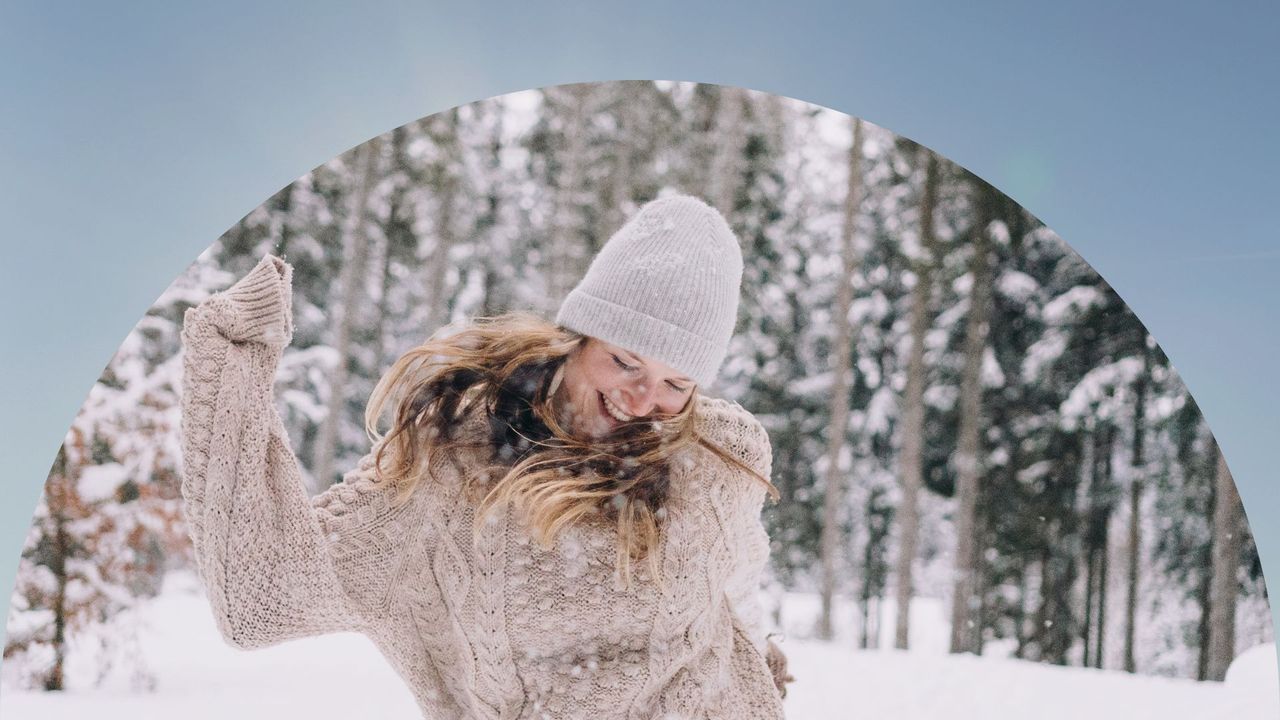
[598,391,635,425]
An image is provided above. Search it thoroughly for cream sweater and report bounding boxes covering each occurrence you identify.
[179,255,786,719]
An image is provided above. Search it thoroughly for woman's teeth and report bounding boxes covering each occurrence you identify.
[601,393,634,422]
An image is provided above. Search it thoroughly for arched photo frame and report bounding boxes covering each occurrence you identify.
[2,81,1274,719]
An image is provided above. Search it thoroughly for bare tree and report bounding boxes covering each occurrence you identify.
[947,174,993,654]
[818,117,864,641]
[310,137,381,493]
[1081,425,1115,668]
[544,85,590,310]
[707,87,747,217]
[894,148,941,650]
[422,109,463,334]
[1205,444,1242,681]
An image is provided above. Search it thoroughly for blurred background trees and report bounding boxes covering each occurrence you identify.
[4,81,1269,690]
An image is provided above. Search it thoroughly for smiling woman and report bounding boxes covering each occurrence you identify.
[177,194,791,719]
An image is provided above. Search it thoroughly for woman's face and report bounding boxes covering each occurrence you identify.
[555,338,696,438]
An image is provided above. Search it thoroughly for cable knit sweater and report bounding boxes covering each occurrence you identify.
[179,255,786,719]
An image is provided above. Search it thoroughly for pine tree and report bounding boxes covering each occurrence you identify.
[4,275,190,689]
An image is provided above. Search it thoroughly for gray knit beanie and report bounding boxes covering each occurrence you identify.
[555,194,743,387]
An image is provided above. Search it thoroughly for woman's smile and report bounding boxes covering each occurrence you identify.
[599,390,636,425]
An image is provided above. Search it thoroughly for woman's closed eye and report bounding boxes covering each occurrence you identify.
[611,354,639,373]
[609,350,690,394]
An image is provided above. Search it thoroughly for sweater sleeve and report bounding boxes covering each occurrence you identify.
[694,397,774,655]
[180,254,409,649]
[720,407,774,656]
[713,402,797,703]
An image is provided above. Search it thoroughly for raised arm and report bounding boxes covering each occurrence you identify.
[179,254,410,649]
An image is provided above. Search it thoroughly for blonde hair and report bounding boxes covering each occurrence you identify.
[363,312,774,585]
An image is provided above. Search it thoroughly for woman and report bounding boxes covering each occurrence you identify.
[180,194,793,719]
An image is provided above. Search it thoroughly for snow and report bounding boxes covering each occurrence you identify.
[863,386,897,436]
[848,292,890,326]
[813,108,856,152]
[4,608,54,643]
[790,370,833,397]
[1059,357,1144,428]
[4,574,1275,719]
[1043,285,1105,325]
[996,269,1038,303]
[923,383,959,411]
[76,463,126,503]
[980,346,1005,388]
[987,219,1012,246]
[1228,640,1280,689]
[783,639,1277,719]
[1022,329,1068,382]
[1,573,419,718]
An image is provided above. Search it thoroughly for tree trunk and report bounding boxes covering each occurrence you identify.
[1082,547,1095,666]
[423,109,462,334]
[1080,424,1115,668]
[1095,484,1105,666]
[1095,522,1109,669]
[1205,445,1242,681]
[545,85,590,310]
[974,524,992,656]
[708,87,746,216]
[606,85,637,235]
[1096,427,1115,668]
[1081,432,1093,666]
[1123,339,1149,673]
[1014,558,1032,659]
[860,493,875,649]
[891,149,941,650]
[859,566,873,649]
[818,117,864,641]
[310,138,381,493]
[1196,501,1214,680]
[371,202,398,378]
[947,171,992,654]
[1039,446,1082,665]
[479,110,509,317]
[1032,548,1050,661]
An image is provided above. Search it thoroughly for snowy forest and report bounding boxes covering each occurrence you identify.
[2,82,1274,716]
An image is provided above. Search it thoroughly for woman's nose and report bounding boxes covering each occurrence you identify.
[620,378,658,417]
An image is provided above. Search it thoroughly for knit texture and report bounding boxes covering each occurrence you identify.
[180,254,786,719]
[555,195,743,387]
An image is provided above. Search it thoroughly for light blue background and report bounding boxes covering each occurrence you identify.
[2,0,1277,669]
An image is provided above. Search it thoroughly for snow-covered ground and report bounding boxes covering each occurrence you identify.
[2,573,1276,719]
